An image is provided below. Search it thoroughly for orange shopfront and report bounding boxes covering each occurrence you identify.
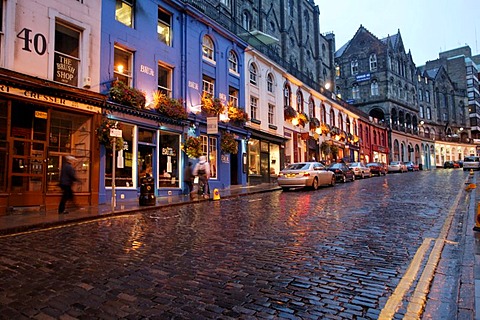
[0,70,104,215]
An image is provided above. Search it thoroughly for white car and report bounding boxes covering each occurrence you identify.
[348,162,372,178]
[387,161,407,173]
[278,162,335,190]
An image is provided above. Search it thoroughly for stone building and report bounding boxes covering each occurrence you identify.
[181,0,335,91]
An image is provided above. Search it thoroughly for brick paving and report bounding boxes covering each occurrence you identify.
[0,173,478,319]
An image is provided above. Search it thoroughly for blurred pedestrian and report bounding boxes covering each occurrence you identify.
[193,155,211,198]
[58,155,79,214]
[183,161,194,198]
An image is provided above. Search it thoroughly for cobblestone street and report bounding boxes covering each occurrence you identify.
[0,170,473,319]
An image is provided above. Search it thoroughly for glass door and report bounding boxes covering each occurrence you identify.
[9,139,46,206]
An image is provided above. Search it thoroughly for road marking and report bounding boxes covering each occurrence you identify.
[378,176,466,319]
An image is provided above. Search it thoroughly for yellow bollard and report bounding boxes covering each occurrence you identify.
[474,202,480,232]
[466,183,477,191]
[213,188,220,200]
[470,169,474,175]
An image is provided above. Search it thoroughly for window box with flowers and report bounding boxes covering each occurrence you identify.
[284,106,297,121]
[201,93,225,117]
[154,91,188,120]
[109,81,146,109]
[95,118,124,151]
[220,131,238,154]
[182,136,203,159]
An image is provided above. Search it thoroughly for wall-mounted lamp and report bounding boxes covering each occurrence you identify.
[291,118,299,126]
[315,127,322,135]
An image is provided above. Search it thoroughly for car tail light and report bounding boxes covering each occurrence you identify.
[302,172,310,177]
[278,172,284,177]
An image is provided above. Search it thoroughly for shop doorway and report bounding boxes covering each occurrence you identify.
[260,152,269,183]
[230,151,239,185]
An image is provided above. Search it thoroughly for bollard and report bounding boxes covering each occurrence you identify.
[470,169,474,175]
[213,188,220,200]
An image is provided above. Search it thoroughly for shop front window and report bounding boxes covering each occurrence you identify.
[269,144,280,176]
[248,139,260,175]
[106,123,134,187]
[159,131,180,187]
[209,136,217,179]
[48,111,91,193]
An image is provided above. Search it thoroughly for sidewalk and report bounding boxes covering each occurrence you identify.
[0,183,281,236]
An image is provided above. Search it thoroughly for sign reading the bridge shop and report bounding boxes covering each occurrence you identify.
[54,53,78,86]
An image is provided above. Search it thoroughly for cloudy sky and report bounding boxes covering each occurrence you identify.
[316,0,480,66]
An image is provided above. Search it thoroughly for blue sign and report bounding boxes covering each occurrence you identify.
[356,73,371,82]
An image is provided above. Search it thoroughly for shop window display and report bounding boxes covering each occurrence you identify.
[159,131,180,187]
[106,123,134,187]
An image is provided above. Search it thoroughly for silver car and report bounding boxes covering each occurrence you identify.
[387,161,407,173]
[348,162,372,178]
[278,162,335,190]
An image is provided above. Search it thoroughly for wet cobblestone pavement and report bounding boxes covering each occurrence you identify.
[0,170,475,319]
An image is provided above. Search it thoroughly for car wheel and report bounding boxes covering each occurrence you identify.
[330,175,335,187]
[312,177,319,190]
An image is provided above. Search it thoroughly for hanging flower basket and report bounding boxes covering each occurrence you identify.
[220,131,238,154]
[320,123,331,135]
[95,118,124,151]
[109,81,146,109]
[182,136,203,159]
[309,117,321,129]
[201,92,225,116]
[284,106,297,121]
[154,91,188,120]
[297,112,309,127]
[227,102,249,125]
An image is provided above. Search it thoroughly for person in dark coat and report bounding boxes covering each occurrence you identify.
[183,161,194,198]
[58,156,79,214]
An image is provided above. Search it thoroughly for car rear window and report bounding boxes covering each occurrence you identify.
[286,163,309,170]
[464,157,480,162]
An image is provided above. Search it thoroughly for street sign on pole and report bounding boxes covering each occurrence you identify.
[109,128,121,209]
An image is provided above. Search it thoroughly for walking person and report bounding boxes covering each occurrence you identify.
[193,155,211,198]
[183,161,194,198]
[58,155,79,214]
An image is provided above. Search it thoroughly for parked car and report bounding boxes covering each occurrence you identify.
[326,163,355,183]
[443,161,459,169]
[366,162,387,176]
[277,162,335,191]
[456,160,463,168]
[348,162,372,178]
[463,156,480,171]
[405,161,420,171]
[387,161,407,173]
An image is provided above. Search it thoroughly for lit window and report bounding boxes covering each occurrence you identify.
[208,136,217,179]
[202,35,215,61]
[335,64,340,77]
[158,8,171,46]
[284,84,291,107]
[249,63,258,85]
[228,51,238,73]
[229,87,238,107]
[114,46,133,86]
[116,0,134,28]
[54,22,80,86]
[202,75,214,96]
[158,64,172,97]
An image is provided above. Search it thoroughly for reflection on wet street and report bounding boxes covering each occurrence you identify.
[0,170,471,319]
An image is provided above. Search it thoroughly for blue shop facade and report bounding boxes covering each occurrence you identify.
[98,0,248,204]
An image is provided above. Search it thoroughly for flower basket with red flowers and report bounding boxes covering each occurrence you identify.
[297,112,309,127]
[201,92,225,116]
[109,81,146,109]
[154,92,188,120]
[227,102,249,125]
[284,106,297,121]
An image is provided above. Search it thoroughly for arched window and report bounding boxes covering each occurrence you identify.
[371,80,379,96]
[321,104,327,123]
[308,98,315,118]
[296,90,304,113]
[267,73,274,93]
[352,84,360,99]
[330,109,335,127]
[202,35,215,61]
[351,59,359,75]
[249,63,258,85]
[242,11,252,31]
[284,84,291,107]
[228,50,238,73]
[338,113,343,131]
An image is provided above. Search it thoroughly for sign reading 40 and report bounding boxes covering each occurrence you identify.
[17,28,47,55]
